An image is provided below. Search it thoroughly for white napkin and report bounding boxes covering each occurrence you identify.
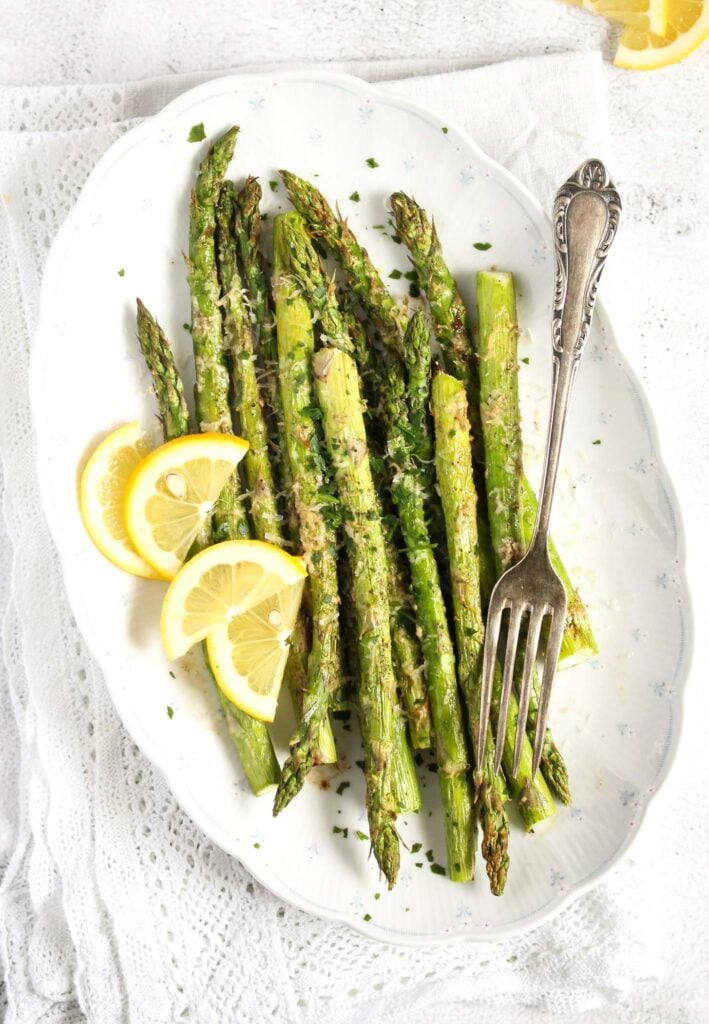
[0,54,659,1024]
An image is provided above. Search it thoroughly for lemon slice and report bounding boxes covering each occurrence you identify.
[80,422,159,578]
[124,433,249,579]
[615,0,708,67]
[567,0,668,36]
[160,540,307,720]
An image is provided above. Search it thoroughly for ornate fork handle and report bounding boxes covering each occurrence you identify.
[531,160,622,547]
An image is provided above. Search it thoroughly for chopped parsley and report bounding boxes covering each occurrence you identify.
[117,268,125,277]
[365,157,380,168]
[388,269,403,280]
[269,180,279,192]
[187,122,206,143]
[166,705,174,719]
[430,863,446,876]
[592,439,602,445]
[336,781,351,796]
[441,126,449,134]
[355,830,369,841]
[473,241,493,251]
[349,190,361,202]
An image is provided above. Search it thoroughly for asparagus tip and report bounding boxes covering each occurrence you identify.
[374,822,400,890]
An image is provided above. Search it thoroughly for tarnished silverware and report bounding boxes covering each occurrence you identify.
[477,159,621,778]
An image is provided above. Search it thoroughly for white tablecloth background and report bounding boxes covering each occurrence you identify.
[0,3,707,1023]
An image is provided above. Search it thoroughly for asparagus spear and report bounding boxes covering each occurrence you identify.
[188,127,236,436]
[272,213,342,813]
[136,299,190,441]
[432,369,510,894]
[233,177,284,479]
[187,128,248,545]
[313,346,402,886]
[136,298,279,794]
[383,318,476,882]
[391,192,596,663]
[218,182,337,766]
[390,192,477,420]
[477,271,570,805]
[283,214,432,750]
[280,170,406,356]
[215,182,281,542]
[336,485,421,807]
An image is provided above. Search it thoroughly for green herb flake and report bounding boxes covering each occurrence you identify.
[410,842,422,854]
[403,270,418,282]
[117,268,125,277]
[592,439,602,445]
[365,157,379,168]
[430,863,446,876]
[363,913,372,922]
[336,781,351,796]
[441,126,449,134]
[166,705,174,719]
[374,893,381,900]
[408,283,421,298]
[425,849,434,863]
[168,670,176,679]
[349,190,361,202]
[253,842,260,849]
[332,826,349,838]
[473,241,493,251]
[520,356,530,365]
[415,862,423,868]
[355,759,365,771]
[269,180,279,192]
[182,323,190,331]
[389,269,403,280]
[187,122,206,143]
[355,830,369,841]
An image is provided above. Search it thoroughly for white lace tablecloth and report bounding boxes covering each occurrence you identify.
[0,6,707,1022]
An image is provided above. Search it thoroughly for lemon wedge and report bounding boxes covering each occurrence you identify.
[160,540,307,720]
[567,0,668,36]
[615,0,708,67]
[124,433,249,579]
[80,422,159,578]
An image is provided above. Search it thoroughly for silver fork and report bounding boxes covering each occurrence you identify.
[477,159,621,780]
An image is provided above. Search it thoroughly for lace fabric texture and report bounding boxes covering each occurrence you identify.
[0,55,677,1024]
